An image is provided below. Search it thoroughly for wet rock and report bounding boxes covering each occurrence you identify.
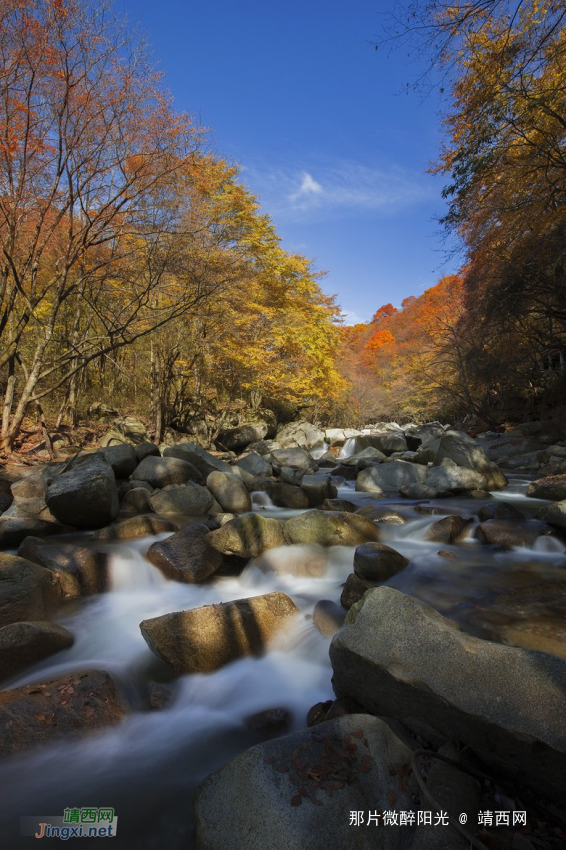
[120,487,152,513]
[340,573,373,610]
[149,483,213,516]
[356,460,427,494]
[194,715,417,850]
[146,524,223,583]
[300,474,337,507]
[527,474,566,501]
[423,515,471,544]
[0,621,74,682]
[0,553,62,626]
[0,518,70,548]
[0,670,126,759]
[270,447,313,470]
[399,483,447,499]
[320,498,356,512]
[475,519,540,548]
[254,544,327,577]
[275,421,324,450]
[235,452,272,477]
[438,549,458,559]
[353,542,409,581]
[477,501,526,522]
[331,463,357,481]
[162,443,232,478]
[284,510,380,547]
[535,500,566,529]
[330,587,566,802]
[46,456,119,529]
[265,482,309,509]
[244,707,290,735]
[206,471,252,514]
[209,514,284,558]
[92,514,177,541]
[306,700,333,726]
[18,538,110,596]
[313,600,345,637]
[140,591,298,674]
[131,455,204,488]
[148,682,175,711]
[355,505,406,524]
[99,443,138,478]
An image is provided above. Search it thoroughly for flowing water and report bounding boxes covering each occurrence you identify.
[1,475,565,848]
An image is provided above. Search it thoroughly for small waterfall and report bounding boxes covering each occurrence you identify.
[310,441,329,459]
[338,437,357,458]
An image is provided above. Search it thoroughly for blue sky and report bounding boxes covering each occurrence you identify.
[121,0,460,324]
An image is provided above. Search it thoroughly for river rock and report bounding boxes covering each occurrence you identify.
[254,543,327,577]
[135,442,161,462]
[99,443,138,478]
[300,474,337,507]
[313,600,345,636]
[235,452,272,477]
[149,483,213,516]
[0,518,70,549]
[244,707,290,735]
[162,443,232,477]
[0,621,74,682]
[434,430,508,489]
[275,421,324,450]
[270,447,312,471]
[92,514,177,541]
[18,538,110,596]
[9,475,53,520]
[217,423,268,451]
[120,487,153,513]
[353,542,409,581]
[284,511,380,547]
[423,515,470,544]
[208,514,284,557]
[356,460,427,494]
[340,573,373,610]
[321,498,356,512]
[475,519,540,548]
[131,455,204,488]
[340,447,386,467]
[140,591,298,674]
[46,456,119,529]
[206,471,251,513]
[477,501,526,522]
[330,587,566,802]
[194,714,417,850]
[424,459,486,493]
[368,432,407,455]
[0,553,61,626]
[325,428,345,444]
[0,670,126,759]
[146,524,223,583]
[527,474,566,500]
[355,505,406,524]
[265,482,309,509]
[535,500,566,529]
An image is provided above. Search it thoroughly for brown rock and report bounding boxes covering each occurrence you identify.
[146,524,223,583]
[0,621,74,682]
[92,514,177,541]
[423,515,471,544]
[18,538,110,596]
[0,553,61,626]
[208,514,285,558]
[340,573,373,610]
[353,542,409,581]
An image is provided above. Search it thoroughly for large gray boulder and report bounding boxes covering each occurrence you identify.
[356,460,427,494]
[0,621,74,682]
[300,474,337,507]
[535,499,566,529]
[217,423,268,451]
[275,421,324,450]
[206,471,251,513]
[353,543,409,581]
[9,475,53,520]
[208,514,284,558]
[149,483,213,516]
[146,524,223,583]
[162,443,232,478]
[424,460,487,494]
[91,514,177,541]
[46,456,119,529]
[265,482,309,509]
[140,592,298,674]
[98,443,138,478]
[527,474,566,500]
[235,452,272,477]
[434,431,507,489]
[194,714,419,850]
[368,432,407,455]
[284,511,380,547]
[18,538,110,596]
[131,455,204,488]
[330,587,566,802]
[270,447,313,471]
[0,518,70,548]
[0,553,62,626]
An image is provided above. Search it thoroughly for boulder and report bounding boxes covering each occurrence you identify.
[0,518,70,549]
[0,553,61,626]
[423,515,471,544]
[140,592,298,674]
[275,421,325,450]
[434,431,508,489]
[194,715,417,850]
[353,542,409,581]
[109,414,149,444]
[475,519,540,548]
[265,482,309,509]
[340,447,386,467]
[0,670,126,759]
[208,514,284,558]
[313,600,345,637]
[46,456,119,529]
[206,471,252,514]
[340,573,373,610]
[131,455,204,488]
[149,483,213,516]
[320,498,357,512]
[330,587,566,802]
[162,443,232,478]
[300,474,337,507]
[0,621,74,682]
[244,707,290,735]
[9,475,52,520]
[217,423,268,451]
[356,460,427,494]
[235,453,272,477]
[535,500,566,529]
[368,432,407,455]
[98,443,138,478]
[18,538,110,596]
[146,524,223,583]
[355,506,406,524]
[284,511,380,547]
[92,515,177,541]
[254,544,327,577]
[325,428,345,444]
[120,487,153,514]
[527,474,566,501]
[424,460,486,494]
[270,447,313,471]
[135,442,161,462]
[399,483,447,499]
[477,501,526,522]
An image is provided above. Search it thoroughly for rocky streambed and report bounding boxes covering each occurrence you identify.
[1,422,566,849]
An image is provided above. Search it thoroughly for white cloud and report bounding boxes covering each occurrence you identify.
[340,309,368,326]
[290,171,323,202]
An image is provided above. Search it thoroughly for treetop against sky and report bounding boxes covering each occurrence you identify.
[120,0,459,324]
